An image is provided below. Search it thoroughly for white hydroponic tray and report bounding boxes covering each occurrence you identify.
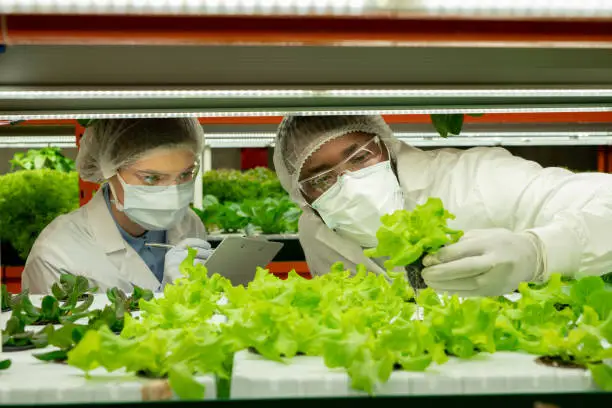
[230,350,599,399]
[0,349,216,404]
[0,295,216,404]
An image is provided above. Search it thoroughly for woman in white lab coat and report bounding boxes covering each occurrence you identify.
[273,115,612,297]
[22,118,212,294]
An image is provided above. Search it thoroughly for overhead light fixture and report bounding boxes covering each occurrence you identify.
[3,106,612,121]
[404,0,612,18]
[0,0,372,16]
[0,135,75,149]
[1,0,610,18]
[3,130,612,149]
[2,87,611,120]
[4,88,612,99]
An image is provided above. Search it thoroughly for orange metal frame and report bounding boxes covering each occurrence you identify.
[1,266,24,293]
[2,15,612,46]
[75,123,99,207]
[598,147,612,173]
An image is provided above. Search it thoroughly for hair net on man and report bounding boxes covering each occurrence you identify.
[76,118,204,183]
[273,115,401,207]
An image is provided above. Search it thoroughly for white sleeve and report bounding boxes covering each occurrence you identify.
[462,147,612,279]
[298,213,358,276]
[22,250,63,294]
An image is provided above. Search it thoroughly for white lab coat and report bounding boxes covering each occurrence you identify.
[295,143,612,280]
[21,190,206,294]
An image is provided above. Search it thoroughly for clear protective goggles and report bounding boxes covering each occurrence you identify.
[299,136,385,199]
[120,160,200,187]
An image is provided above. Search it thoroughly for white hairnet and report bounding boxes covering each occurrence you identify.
[76,118,204,183]
[273,115,401,207]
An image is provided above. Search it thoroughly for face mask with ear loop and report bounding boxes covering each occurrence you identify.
[311,160,405,248]
[108,173,195,231]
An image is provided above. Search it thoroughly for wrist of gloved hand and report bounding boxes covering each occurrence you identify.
[171,238,214,263]
[163,238,214,285]
[522,231,547,282]
[421,228,546,297]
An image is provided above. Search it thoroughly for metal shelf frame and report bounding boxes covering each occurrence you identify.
[3,118,612,148]
[1,87,612,120]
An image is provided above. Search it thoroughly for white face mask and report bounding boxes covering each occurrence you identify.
[311,160,404,248]
[110,173,195,231]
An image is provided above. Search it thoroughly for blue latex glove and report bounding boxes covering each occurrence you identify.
[162,238,213,286]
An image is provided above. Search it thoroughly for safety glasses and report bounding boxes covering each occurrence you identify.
[299,136,385,200]
[122,161,200,187]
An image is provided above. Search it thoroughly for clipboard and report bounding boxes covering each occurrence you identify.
[204,236,284,286]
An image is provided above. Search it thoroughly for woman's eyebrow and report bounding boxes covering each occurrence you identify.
[136,165,195,176]
[135,170,165,176]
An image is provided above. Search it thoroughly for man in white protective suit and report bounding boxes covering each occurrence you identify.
[273,115,612,297]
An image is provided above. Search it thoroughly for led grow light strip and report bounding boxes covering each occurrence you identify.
[406,0,612,18]
[1,0,611,17]
[0,0,372,16]
[0,135,74,149]
[3,107,612,121]
[3,89,612,99]
[3,130,612,149]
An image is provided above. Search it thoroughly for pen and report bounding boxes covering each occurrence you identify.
[145,242,175,249]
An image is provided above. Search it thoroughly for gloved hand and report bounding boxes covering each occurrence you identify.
[421,228,545,297]
[162,238,214,286]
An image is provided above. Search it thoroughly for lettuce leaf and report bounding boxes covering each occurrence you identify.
[66,244,612,397]
[364,197,463,270]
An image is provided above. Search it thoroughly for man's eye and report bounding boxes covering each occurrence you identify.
[179,171,195,181]
[311,174,335,189]
[350,151,372,165]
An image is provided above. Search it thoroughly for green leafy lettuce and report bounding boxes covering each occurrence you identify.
[1,284,15,312]
[201,168,285,204]
[11,290,93,326]
[0,169,79,260]
[364,197,463,270]
[10,147,75,173]
[66,247,612,397]
[241,196,301,234]
[67,249,235,400]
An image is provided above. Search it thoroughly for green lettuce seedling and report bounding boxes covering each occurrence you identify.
[51,274,98,303]
[1,284,15,312]
[11,290,93,326]
[364,197,463,270]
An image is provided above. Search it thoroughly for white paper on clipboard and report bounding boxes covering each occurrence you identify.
[204,236,284,286]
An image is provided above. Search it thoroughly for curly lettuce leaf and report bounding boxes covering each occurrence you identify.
[67,250,612,398]
[364,197,463,270]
